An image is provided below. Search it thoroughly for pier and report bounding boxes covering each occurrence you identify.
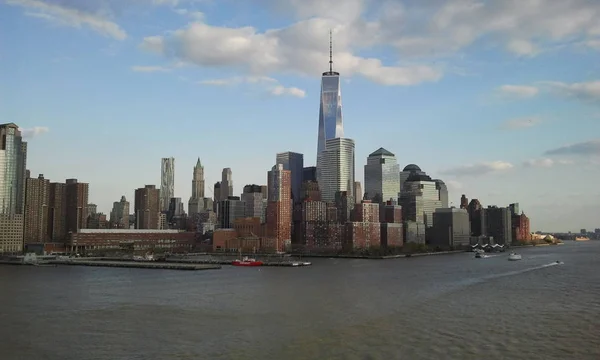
[165,258,311,267]
[50,260,221,271]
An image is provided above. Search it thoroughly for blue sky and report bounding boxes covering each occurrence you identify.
[1,0,599,232]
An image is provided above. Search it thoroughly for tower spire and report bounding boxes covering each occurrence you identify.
[329,29,333,73]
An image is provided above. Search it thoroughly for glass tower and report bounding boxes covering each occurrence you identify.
[316,31,344,187]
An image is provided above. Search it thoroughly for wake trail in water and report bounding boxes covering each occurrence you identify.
[482,261,563,282]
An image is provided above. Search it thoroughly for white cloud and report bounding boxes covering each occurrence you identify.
[544,81,600,102]
[445,180,463,191]
[19,126,49,138]
[7,0,127,40]
[506,39,539,56]
[270,85,306,98]
[499,85,539,98]
[199,76,305,98]
[522,158,574,168]
[501,116,542,130]
[441,161,514,177]
[544,139,600,156]
[131,65,171,72]
[140,19,443,86]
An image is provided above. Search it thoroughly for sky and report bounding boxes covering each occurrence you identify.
[1,0,599,233]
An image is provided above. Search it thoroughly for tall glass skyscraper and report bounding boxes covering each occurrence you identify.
[160,157,175,212]
[364,148,400,203]
[317,31,344,187]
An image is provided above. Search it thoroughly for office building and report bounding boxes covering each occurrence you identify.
[434,179,449,208]
[319,137,355,202]
[364,147,400,203]
[276,151,304,204]
[220,168,233,201]
[399,164,426,194]
[0,123,27,253]
[241,185,266,223]
[47,182,67,241]
[431,208,471,248]
[486,206,512,245]
[188,158,209,216]
[303,166,316,182]
[399,171,442,228]
[353,181,362,204]
[160,158,175,212]
[218,196,245,229]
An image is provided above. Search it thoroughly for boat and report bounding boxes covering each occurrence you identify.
[232,256,263,267]
[302,261,312,266]
[508,252,522,261]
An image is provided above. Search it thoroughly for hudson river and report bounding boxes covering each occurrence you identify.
[1,242,599,360]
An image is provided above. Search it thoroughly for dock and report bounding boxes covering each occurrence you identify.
[49,260,221,271]
[165,258,311,267]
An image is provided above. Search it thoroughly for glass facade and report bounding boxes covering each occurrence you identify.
[276,152,304,205]
[0,124,26,215]
[364,148,400,203]
[317,75,344,156]
[320,138,355,203]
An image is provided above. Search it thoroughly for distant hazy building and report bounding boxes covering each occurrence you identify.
[276,151,304,204]
[353,181,362,204]
[110,195,130,229]
[188,158,210,216]
[0,123,27,253]
[319,138,355,202]
[509,203,520,216]
[432,208,470,248]
[23,174,50,244]
[135,185,160,229]
[86,204,97,216]
[364,147,400,203]
[168,197,184,221]
[220,168,233,201]
[160,158,175,212]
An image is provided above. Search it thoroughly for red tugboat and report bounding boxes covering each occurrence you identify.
[232,256,263,267]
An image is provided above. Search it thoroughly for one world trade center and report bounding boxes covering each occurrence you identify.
[316,31,344,188]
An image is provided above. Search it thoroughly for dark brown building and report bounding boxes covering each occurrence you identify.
[48,182,67,241]
[67,229,194,254]
[65,178,89,233]
[512,213,531,243]
[23,174,50,243]
[134,185,160,229]
[265,164,292,252]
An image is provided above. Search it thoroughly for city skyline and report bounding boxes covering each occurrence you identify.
[2,0,600,232]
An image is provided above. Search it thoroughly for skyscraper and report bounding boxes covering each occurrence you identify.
[276,151,303,204]
[316,31,344,187]
[1,123,27,253]
[266,164,292,252]
[135,185,160,229]
[320,138,355,203]
[65,179,89,233]
[221,168,233,200]
[364,148,401,203]
[23,174,50,244]
[434,179,449,208]
[160,157,175,212]
[110,195,130,229]
[188,158,208,215]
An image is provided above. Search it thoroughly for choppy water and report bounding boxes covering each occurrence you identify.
[1,242,599,360]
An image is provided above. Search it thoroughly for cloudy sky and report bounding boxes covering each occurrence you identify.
[1,0,599,232]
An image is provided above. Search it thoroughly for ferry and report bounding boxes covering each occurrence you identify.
[232,257,263,267]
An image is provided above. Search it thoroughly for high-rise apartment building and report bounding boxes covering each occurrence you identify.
[319,138,355,202]
[65,179,89,234]
[110,195,130,229]
[160,157,175,212]
[266,164,292,252]
[23,174,50,244]
[316,32,344,187]
[47,182,67,241]
[276,151,304,204]
[487,206,512,245]
[364,148,400,204]
[135,185,160,229]
[220,168,233,200]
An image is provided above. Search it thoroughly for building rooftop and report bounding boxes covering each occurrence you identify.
[369,147,395,157]
[403,164,422,172]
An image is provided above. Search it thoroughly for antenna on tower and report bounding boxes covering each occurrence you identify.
[329,29,333,73]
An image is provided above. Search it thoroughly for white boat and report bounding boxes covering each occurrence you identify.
[302,262,312,266]
[508,252,522,261]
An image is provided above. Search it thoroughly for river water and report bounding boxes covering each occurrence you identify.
[1,241,599,360]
